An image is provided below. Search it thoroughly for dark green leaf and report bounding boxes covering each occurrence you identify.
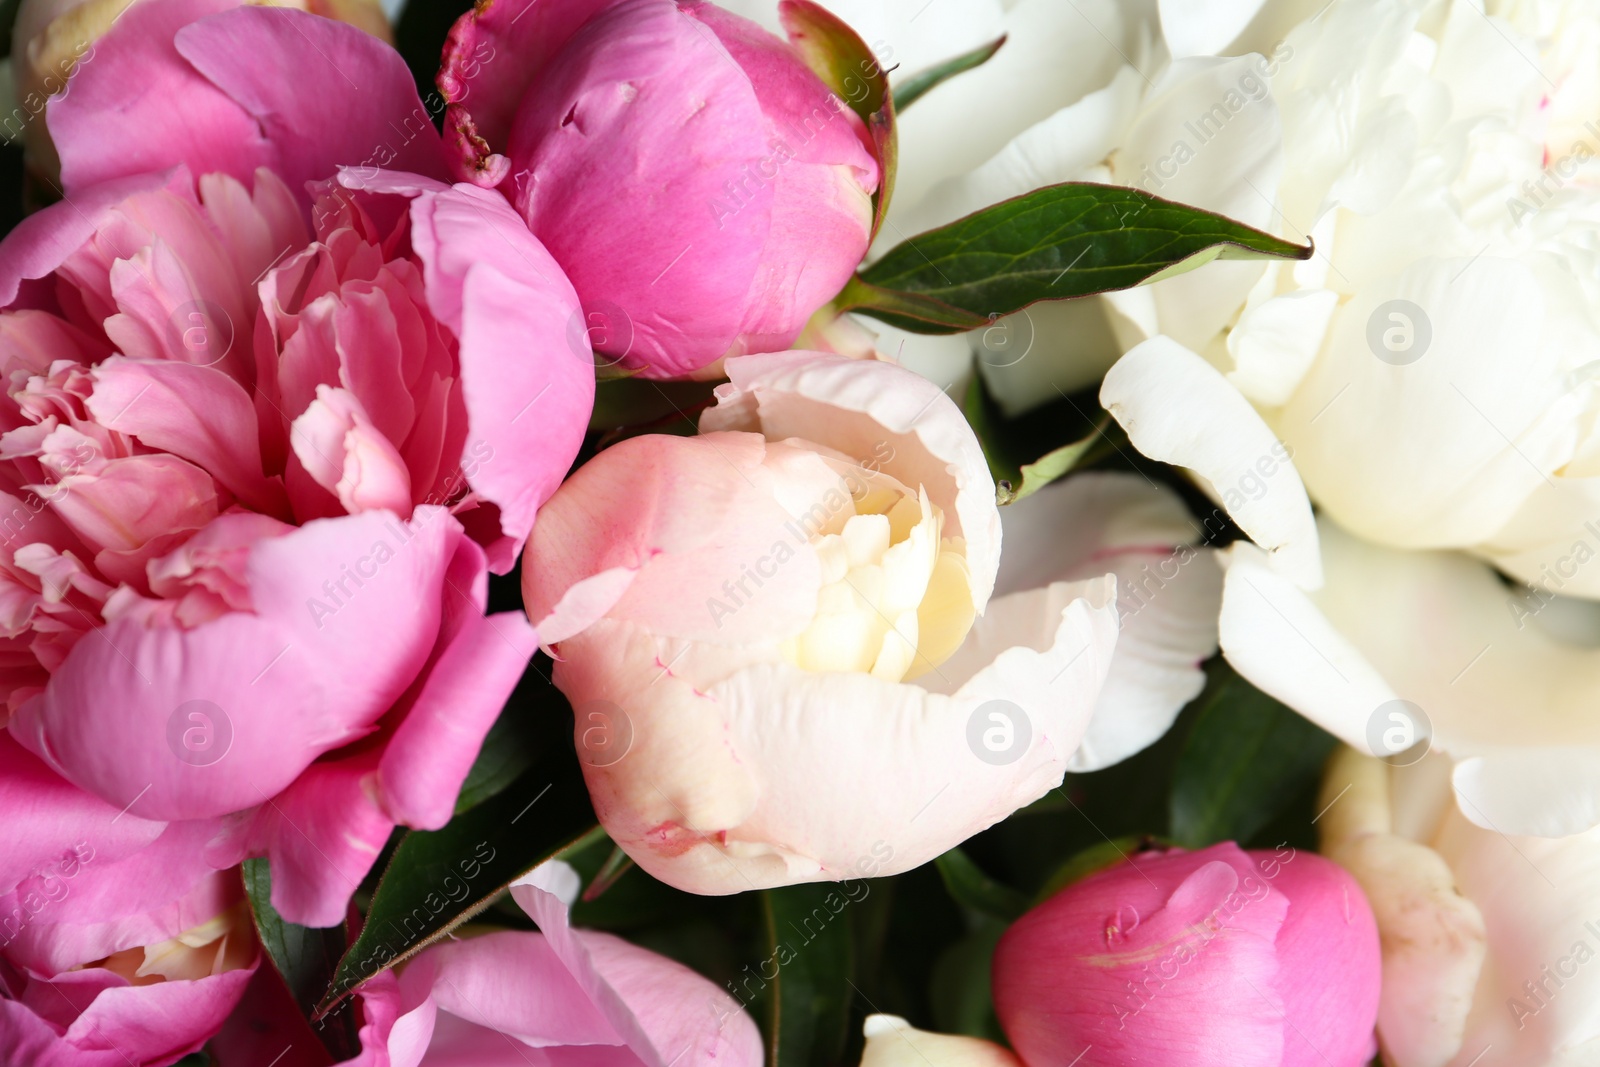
[846,183,1313,333]
[242,859,361,1060]
[780,0,897,237]
[759,883,859,1067]
[1031,836,1149,903]
[893,35,1006,113]
[928,921,1006,1042]
[933,848,1028,922]
[1169,661,1338,848]
[316,760,598,1017]
[963,373,1022,493]
[453,700,544,814]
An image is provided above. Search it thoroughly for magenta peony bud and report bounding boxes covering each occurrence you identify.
[439,0,881,379]
[992,842,1380,1067]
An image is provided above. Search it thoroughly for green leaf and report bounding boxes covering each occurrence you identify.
[845,183,1313,333]
[1031,836,1150,903]
[928,921,1006,1042]
[452,703,544,815]
[1001,416,1114,505]
[316,760,599,1017]
[242,859,361,1060]
[779,0,897,238]
[1168,661,1338,848]
[962,373,1022,494]
[759,883,858,1067]
[933,848,1028,922]
[893,35,1006,113]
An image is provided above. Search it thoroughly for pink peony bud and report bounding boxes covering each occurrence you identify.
[439,0,881,378]
[991,842,1381,1067]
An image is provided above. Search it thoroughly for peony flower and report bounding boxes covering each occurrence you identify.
[437,0,882,379]
[7,0,391,183]
[1087,0,1600,601]
[523,352,1131,893]
[991,840,1382,1067]
[0,735,258,1066]
[1216,516,1600,841]
[1319,745,1600,1067]
[0,0,592,925]
[318,861,762,1066]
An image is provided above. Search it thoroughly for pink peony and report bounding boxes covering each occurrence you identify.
[438,0,881,378]
[0,0,593,926]
[0,735,258,1066]
[991,842,1381,1067]
[318,862,762,1066]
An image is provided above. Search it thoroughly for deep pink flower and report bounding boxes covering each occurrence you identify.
[0,0,592,926]
[0,736,257,1066]
[991,842,1381,1067]
[439,0,881,378]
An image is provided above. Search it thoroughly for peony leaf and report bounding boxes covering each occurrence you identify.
[893,35,1007,113]
[779,0,897,238]
[242,859,361,1059]
[759,883,858,1067]
[314,758,599,1017]
[1169,661,1337,848]
[845,183,1313,333]
[934,847,1029,921]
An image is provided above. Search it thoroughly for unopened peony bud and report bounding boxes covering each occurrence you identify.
[992,842,1381,1067]
[440,0,881,378]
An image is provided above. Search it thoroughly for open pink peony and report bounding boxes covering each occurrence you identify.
[0,0,593,926]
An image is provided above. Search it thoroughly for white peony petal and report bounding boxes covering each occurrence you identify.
[1217,540,1392,749]
[1158,0,1268,59]
[998,473,1221,770]
[1102,336,1322,586]
[1225,287,1339,406]
[860,1015,1023,1067]
[1452,750,1600,839]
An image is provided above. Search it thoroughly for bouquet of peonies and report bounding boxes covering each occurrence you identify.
[0,0,1593,1063]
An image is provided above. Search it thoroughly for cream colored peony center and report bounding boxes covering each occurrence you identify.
[779,464,975,683]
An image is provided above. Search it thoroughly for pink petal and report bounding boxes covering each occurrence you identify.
[436,0,614,185]
[47,0,267,193]
[85,357,288,517]
[419,182,591,569]
[9,509,461,820]
[51,3,447,200]
[0,170,186,309]
[503,0,774,376]
[378,537,536,828]
[290,385,413,515]
[0,733,165,898]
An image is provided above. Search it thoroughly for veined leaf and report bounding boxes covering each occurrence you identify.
[845,183,1312,333]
